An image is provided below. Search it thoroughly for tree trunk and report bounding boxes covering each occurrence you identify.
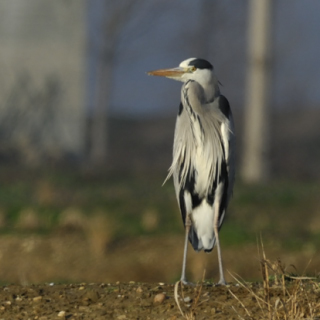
[89,52,114,166]
[241,0,273,183]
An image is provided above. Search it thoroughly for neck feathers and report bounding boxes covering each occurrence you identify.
[207,78,220,103]
[182,79,220,112]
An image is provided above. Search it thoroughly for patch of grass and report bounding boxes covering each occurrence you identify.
[228,180,320,249]
[228,240,320,319]
[0,166,319,251]
[220,224,256,246]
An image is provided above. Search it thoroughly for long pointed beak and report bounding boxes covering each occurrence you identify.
[147,67,185,79]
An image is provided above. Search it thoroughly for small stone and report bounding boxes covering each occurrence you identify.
[154,293,166,304]
[33,296,43,302]
[57,311,66,317]
[158,282,165,286]
[140,300,152,307]
[151,286,161,291]
[78,306,88,311]
[129,281,135,284]
[79,286,85,291]
[184,296,192,303]
[83,290,100,303]
[136,286,143,293]
[117,315,126,320]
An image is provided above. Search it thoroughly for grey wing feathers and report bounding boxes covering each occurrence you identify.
[167,94,235,251]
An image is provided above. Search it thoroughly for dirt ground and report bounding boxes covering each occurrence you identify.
[0,280,319,320]
[0,234,320,319]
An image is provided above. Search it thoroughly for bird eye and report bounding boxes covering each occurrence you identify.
[190,66,197,72]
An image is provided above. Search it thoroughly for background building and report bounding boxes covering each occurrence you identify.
[0,0,86,163]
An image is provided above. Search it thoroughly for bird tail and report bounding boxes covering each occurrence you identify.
[188,226,216,252]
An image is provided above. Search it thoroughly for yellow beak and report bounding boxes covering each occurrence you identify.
[147,67,185,79]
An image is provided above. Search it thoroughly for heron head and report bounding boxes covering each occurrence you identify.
[147,58,215,85]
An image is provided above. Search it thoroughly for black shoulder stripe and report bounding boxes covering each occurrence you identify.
[218,95,231,118]
[178,102,183,115]
[180,168,203,210]
[206,162,219,206]
[179,188,187,225]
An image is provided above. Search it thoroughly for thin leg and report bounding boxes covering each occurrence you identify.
[181,214,191,284]
[213,212,226,285]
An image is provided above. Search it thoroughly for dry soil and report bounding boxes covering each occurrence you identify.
[0,280,319,320]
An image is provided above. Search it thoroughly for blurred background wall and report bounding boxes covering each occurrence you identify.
[0,0,319,179]
[0,0,86,164]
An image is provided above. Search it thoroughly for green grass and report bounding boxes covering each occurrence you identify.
[0,166,319,250]
[228,181,320,249]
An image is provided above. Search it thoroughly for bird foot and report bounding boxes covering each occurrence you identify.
[215,278,227,286]
[180,278,194,286]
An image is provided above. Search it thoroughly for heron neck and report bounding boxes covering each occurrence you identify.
[205,81,220,103]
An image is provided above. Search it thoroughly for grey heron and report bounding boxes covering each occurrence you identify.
[148,58,235,285]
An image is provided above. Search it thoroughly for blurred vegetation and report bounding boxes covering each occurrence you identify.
[0,165,319,253]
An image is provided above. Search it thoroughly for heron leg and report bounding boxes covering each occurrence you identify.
[181,213,191,284]
[214,211,226,285]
